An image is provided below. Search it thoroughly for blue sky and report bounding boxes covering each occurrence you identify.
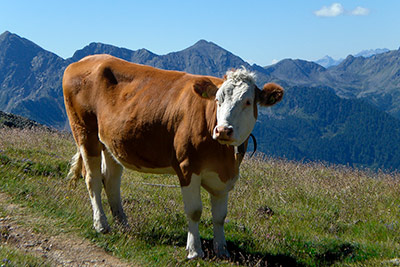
[1,0,400,66]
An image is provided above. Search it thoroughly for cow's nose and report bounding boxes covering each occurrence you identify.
[215,126,234,139]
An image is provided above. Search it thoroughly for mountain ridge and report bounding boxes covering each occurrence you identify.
[260,47,400,117]
[314,48,390,68]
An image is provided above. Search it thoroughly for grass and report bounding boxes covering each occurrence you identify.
[0,127,399,266]
[0,246,51,267]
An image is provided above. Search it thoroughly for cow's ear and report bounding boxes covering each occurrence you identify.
[257,83,284,106]
[193,79,218,99]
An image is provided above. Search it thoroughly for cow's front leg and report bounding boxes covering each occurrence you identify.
[211,192,230,258]
[181,175,204,259]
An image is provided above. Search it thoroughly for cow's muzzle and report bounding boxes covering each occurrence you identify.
[213,125,234,144]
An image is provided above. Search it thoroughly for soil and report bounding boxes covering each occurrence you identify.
[0,192,133,267]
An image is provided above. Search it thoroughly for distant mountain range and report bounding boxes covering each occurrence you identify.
[315,48,390,68]
[2,30,400,170]
[260,49,400,119]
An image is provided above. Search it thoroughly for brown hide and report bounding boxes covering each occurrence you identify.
[63,54,241,187]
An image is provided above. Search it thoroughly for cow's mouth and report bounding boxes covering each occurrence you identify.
[216,138,235,145]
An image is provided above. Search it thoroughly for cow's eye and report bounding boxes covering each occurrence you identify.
[245,100,251,106]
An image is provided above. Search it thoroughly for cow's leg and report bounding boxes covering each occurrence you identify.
[80,146,110,233]
[211,192,230,258]
[101,149,127,227]
[181,174,204,259]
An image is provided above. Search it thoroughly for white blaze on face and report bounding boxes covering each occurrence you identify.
[213,68,257,146]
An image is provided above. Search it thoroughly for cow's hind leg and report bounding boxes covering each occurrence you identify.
[80,145,110,233]
[101,148,127,227]
[211,192,230,258]
[181,174,204,259]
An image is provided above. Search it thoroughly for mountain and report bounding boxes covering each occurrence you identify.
[68,42,158,65]
[315,55,343,68]
[70,40,251,78]
[258,59,327,86]
[327,50,400,116]
[261,48,400,118]
[0,31,67,128]
[315,48,390,68]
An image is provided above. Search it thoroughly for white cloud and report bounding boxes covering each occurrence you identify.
[351,6,370,16]
[314,3,370,17]
[314,3,344,17]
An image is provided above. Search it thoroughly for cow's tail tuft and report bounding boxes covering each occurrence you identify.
[67,150,83,188]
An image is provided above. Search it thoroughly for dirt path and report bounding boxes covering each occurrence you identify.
[0,192,133,266]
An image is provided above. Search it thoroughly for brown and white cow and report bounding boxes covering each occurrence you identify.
[63,54,283,259]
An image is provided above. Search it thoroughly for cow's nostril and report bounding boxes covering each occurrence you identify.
[226,127,233,136]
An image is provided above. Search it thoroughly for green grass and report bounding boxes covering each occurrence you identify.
[0,127,399,266]
[0,246,51,267]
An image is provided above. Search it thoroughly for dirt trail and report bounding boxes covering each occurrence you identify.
[0,192,133,266]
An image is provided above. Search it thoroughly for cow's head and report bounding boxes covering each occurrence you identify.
[194,68,284,146]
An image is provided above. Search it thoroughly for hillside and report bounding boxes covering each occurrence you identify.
[0,110,51,130]
[254,86,400,170]
[1,127,399,266]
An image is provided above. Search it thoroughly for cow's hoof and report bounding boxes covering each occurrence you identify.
[95,225,110,233]
[94,220,110,233]
[187,249,205,259]
[214,243,230,259]
[216,249,230,259]
[115,220,130,232]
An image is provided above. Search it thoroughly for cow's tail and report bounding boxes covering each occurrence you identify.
[67,150,84,188]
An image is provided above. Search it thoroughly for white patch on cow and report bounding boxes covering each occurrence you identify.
[213,68,257,146]
[200,171,238,196]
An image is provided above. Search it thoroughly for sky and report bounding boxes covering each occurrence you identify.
[1,0,400,66]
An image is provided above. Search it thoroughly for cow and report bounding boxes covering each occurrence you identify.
[62,54,283,259]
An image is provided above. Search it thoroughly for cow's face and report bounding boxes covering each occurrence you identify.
[194,68,284,146]
[213,73,257,145]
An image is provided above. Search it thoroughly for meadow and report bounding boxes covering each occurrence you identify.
[0,127,399,266]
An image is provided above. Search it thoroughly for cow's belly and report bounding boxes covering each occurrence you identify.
[99,135,175,175]
[200,171,239,196]
[118,159,176,175]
